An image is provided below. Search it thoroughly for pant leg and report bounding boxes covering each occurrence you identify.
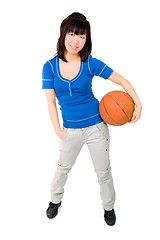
[85,122,116,211]
[50,128,83,203]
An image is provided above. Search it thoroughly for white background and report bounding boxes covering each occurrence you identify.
[0,0,160,239]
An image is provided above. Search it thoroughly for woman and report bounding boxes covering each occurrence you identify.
[42,12,142,226]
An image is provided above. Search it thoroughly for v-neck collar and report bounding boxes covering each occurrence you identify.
[56,56,83,82]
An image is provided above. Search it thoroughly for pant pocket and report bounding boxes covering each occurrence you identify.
[62,127,69,140]
[95,122,110,140]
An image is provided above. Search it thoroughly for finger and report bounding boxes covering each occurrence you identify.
[130,115,139,123]
[129,114,137,123]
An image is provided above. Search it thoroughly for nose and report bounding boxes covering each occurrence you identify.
[73,35,79,44]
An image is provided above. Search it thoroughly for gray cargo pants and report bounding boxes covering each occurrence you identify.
[50,121,116,211]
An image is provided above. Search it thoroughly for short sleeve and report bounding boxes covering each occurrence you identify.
[88,55,113,79]
[42,61,54,89]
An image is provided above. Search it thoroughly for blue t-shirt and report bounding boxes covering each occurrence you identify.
[42,55,113,128]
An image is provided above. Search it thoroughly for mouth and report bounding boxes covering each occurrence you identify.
[69,45,79,50]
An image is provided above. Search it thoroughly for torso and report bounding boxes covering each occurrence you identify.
[43,54,111,128]
[59,56,81,81]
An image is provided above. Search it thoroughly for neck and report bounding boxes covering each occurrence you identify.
[64,51,80,62]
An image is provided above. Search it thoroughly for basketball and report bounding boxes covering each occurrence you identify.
[99,90,135,126]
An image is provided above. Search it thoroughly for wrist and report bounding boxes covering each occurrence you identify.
[55,128,62,136]
[136,103,142,109]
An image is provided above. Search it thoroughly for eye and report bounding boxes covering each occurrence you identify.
[80,35,86,39]
[69,32,74,36]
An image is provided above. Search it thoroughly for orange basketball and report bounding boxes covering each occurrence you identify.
[99,90,135,126]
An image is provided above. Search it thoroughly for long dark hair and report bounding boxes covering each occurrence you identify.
[56,12,92,62]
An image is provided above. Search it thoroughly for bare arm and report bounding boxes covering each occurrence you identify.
[44,89,66,139]
[108,71,142,123]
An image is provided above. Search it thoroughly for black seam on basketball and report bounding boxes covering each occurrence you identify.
[102,98,120,125]
[107,94,129,122]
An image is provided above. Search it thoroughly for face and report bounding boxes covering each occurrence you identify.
[64,32,87,56]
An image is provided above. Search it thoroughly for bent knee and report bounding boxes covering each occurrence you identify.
[96,168,112,181]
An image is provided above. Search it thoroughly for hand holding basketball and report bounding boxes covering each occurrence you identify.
[129,105,142,123]
[99,90,135,126]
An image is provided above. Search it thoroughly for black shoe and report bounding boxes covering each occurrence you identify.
[46,202,61,219]
[104,209,116,226]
